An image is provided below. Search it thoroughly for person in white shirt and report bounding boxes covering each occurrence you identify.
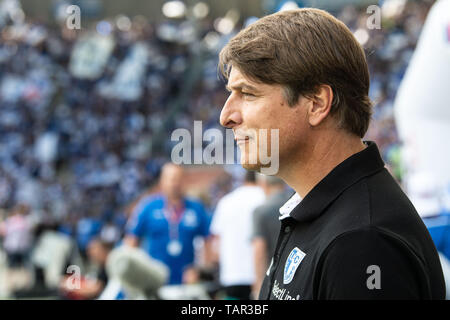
[0,204,33,268]
[210,171,265,299]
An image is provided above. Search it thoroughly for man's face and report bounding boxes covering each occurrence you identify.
[160,164,184,199]
[220,67,309,174]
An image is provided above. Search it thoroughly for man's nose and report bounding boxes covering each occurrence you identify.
[219,94,242,129]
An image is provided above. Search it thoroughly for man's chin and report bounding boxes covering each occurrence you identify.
[239,153,279,175]
[239,154,261,171]
[241,162,261,171]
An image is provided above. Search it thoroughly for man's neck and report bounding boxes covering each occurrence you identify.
[166,195,183,209]
[279,132,366,198]
[265,186,284,197]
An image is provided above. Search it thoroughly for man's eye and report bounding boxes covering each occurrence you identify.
[242,92,255,97]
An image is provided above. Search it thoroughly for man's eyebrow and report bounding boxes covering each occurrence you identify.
[225,82,260,92]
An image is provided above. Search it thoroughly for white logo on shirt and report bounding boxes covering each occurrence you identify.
[183,209,198,227]
[272,280,301,300]
[283,247,306,285]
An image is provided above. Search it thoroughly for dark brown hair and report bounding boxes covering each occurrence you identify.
[219,8,372,138]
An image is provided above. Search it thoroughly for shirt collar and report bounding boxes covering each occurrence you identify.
[279,192,302,220]
[279,141,385,223]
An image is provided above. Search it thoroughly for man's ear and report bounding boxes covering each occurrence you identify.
[307,85,333,127]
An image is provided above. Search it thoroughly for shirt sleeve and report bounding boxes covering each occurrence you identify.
[252,206,267,240]
[125,202,149,238]
[210,200,224,236]
[316,227,428,300]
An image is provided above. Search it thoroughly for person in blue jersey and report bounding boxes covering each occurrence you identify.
[123,163,213,285]
[76,213,103,261]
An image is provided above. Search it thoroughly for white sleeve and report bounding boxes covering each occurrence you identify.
[210,199,225,236]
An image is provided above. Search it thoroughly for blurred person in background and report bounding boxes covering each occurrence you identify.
[0,204,33,270]
[17,219,82,299]
[123,163,213,285]
[60,237,113,300]
[75,211,103,262]
[0,204,35,293]
[251,175,293,299]
[210,171,265,300]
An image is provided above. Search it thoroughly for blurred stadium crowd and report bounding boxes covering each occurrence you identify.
[0,0,442,299]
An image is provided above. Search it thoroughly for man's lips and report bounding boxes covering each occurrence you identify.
[233,128,254,144]
[235,137,250,145]
[235,137,251,144]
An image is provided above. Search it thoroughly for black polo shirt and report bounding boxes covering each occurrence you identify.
[259,141,446,300]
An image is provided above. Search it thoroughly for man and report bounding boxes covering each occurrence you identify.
[210,171,265,299]
[60,238,112,300]
[218,8,445,299]
[124,163,212,285]
[251,175,292,299]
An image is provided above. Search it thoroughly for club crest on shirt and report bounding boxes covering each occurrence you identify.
[183,209,198,227]
[283,247,306,285]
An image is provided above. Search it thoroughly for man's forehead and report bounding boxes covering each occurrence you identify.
[228,66,247,81]
[161,163,184,176]
[226,68,267,92]
[228,67,254,84]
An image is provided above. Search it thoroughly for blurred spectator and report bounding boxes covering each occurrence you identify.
[251,175,293,299]
[59,237,113,300]
[12,220,82,299]
[124,163,213,285]
[0,203,33,269]
[75,213,103,261]
[210,171,265,299]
